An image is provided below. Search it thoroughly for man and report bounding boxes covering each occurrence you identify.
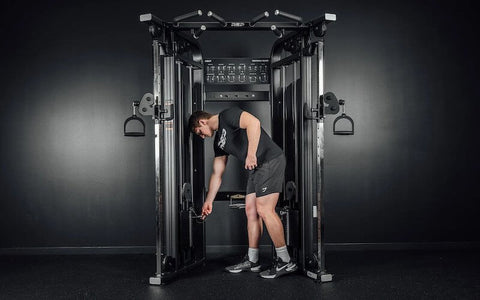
[188,107,297,279]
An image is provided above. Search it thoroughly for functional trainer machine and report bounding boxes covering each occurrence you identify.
[124,9,354,285]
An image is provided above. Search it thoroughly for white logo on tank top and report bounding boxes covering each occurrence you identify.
[218,129,227,150]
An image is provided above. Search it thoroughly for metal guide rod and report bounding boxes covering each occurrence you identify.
[316,41,326,274]
[188,66,194,248]
[164,56,177,259]
[151,40,164,285]
[177,60,184,217]
[293,61,299,213]
[188,66,194,205]
[281,66,287,203]
[316,40,332,281]
[302,55,313,271]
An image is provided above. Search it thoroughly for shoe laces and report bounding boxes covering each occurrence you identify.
[272,257,282,268]
[239,255,252,266]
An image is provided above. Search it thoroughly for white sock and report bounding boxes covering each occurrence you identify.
[248,247,259,263]
[275,246,290,263]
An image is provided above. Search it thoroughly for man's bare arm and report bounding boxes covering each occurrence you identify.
[202,155,228,217]
[239,111,261,170]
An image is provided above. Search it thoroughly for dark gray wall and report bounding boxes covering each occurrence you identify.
[0,0,479,251]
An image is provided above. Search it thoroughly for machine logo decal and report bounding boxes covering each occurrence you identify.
[218,129,227,149]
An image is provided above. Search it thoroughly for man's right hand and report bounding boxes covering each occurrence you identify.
[201,201,213,219]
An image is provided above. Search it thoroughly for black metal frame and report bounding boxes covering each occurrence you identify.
[133,10,347,285]
[270,26,333,281]
[137,19,206,285]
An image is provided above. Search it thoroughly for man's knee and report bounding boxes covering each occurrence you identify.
[256,203,274,220]
[255,193,279,218]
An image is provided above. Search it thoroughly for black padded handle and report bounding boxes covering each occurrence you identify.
[124,115,146,137]
[333,113,354,135]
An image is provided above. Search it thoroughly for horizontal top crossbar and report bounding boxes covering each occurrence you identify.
[139,13,336,31]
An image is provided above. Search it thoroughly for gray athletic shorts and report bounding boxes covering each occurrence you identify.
[246,154,286,197]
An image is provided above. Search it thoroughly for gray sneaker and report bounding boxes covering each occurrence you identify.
[259,258,297,279]
[225,255,261,273]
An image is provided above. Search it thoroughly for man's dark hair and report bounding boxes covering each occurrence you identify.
[188,111,213,133]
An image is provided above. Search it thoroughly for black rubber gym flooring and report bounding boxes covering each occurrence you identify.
[1,250,479,299]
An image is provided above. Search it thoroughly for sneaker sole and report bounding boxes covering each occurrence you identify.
[250,265,262,272]
[260,266,297,279]
[226,265,262,273]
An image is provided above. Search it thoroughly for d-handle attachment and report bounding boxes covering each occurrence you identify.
[333,100,354,135]
[124,101,145,137]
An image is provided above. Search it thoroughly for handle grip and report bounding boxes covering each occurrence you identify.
[193,25,206,39]
[173,10,202,23]
[271,25,283,38]
[124,115,146,137]
[250,11,269,26]
[274,10,303,23]
[207,11,227,26]
[333,114,354,135]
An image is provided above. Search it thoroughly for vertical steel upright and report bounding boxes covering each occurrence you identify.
[149,37,180,285]
[315,40,329,281]
[301,40,332,282]
[141,16,206,285]
[152,39,166,284]
[270,14,335,282]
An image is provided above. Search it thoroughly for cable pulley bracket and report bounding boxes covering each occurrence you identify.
[321,92,340,115]
[155,96,175,122]
[138,93,154,116]
[303,102,322,122]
